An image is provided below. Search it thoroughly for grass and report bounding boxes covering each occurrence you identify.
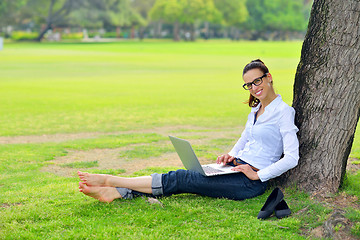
[61,133,165,150]
[0,141,314,239]
[0,40,300,136]
[60,160,99,168]
[345,208,360,238]
[118,145,174,160]
[86,168,127,175]
[342,171,360,198]
[0,40,359,239]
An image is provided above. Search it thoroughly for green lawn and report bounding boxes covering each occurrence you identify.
[0,40,359,239]
[0,40,301,136]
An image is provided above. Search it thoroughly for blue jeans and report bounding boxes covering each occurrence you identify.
[151,169,267,200]
[117,165,267,201]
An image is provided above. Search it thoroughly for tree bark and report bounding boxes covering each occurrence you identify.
[35,0,74,41]
[116,26,121,38]
[131,25,135,39]
[36,0,56,42]
[139,26,145,40]
[154,21,162,38]
[173,20,180,41]
[278,0,360,194]
[36,23,52,42]
[190,23,195,41]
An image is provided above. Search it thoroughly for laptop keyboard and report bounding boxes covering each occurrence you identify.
[202,166,224,174]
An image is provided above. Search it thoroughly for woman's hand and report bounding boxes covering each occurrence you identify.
[216,154,235,165]
[232,164,260,180]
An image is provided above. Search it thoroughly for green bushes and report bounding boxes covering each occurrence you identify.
[61,32,83,40]
[10,31,83,41]
[9,31,129,41]
[103,32,119,38]
[88,32,128,38]
[11,31,38,41]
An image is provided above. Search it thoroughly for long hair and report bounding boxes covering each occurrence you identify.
[243,59,269,108]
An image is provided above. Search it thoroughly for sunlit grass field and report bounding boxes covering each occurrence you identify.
[0,40,359,239]
[0,40,301,135]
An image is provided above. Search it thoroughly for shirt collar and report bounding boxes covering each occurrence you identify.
[251,94,282,113]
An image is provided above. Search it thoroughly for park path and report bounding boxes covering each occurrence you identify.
[0,125,237,144]
[0,125,241,177]
[2,125,358,185]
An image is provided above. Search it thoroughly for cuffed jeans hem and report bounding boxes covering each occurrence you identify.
[151,173,163,196]
[115,187,134,200]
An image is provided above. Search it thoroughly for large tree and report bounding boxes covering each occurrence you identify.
[68,0,145,38]
[213,0,248,40]
[0,0,26,32]
[178,0,221,41]
[131,0,156,39]
[244,0,311,40]
[105,0,145,38]
[24,0,83,41]
[150,0,221,41]
[150,0,183,41]
[279,0,360,194]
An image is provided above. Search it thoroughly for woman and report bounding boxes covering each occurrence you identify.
[78,59,299,202]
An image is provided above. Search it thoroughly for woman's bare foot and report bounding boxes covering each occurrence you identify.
[77,171,110,186]
[79,182,121,203]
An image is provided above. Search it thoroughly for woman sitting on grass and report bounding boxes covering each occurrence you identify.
[78,59,299,202]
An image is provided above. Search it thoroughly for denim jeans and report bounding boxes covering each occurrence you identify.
[152,169,267,200]
[117,164,267,201]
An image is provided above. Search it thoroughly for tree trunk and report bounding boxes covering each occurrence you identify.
[131,25,135,39]
[223,28,228,39]
[173,20,180,41]
[278,0,360,194]
[190,23,195,41]
[204,21,209,40]
[155,21,162,38]
[36,0,55,42]
[35,0,74,42]
[116,26,121,38]
[139,26,144,40]
[36,23,51,42]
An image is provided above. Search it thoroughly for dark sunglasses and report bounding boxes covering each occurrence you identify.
[242,73,268,90]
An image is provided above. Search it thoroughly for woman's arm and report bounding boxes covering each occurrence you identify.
[257,107,299,182]
[231,164,260,180]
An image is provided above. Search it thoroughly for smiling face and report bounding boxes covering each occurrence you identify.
[243,68,275,103]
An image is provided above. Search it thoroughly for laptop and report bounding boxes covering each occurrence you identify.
[169,136,240,176]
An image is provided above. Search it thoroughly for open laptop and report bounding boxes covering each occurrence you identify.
[169,136,240,176]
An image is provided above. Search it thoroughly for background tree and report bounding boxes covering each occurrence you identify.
[278,0,360,194]
[23,0,83,41]
[0,0,26,33]
[1,0,313,41]
[242,0,266,39]
[67,1,104,30]
[69,0,145,38]
[106,0,145,38]
[262,0,311,39]
[150,0,221,41]
[149,0,183,41]
[213,0,248,40]
[244,0,311,40]
[131,0,156,40]
[178,0,221,41]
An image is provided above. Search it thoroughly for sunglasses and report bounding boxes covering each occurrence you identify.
[242,73,268,90]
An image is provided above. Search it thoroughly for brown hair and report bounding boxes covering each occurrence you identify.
[243,59,269,107]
